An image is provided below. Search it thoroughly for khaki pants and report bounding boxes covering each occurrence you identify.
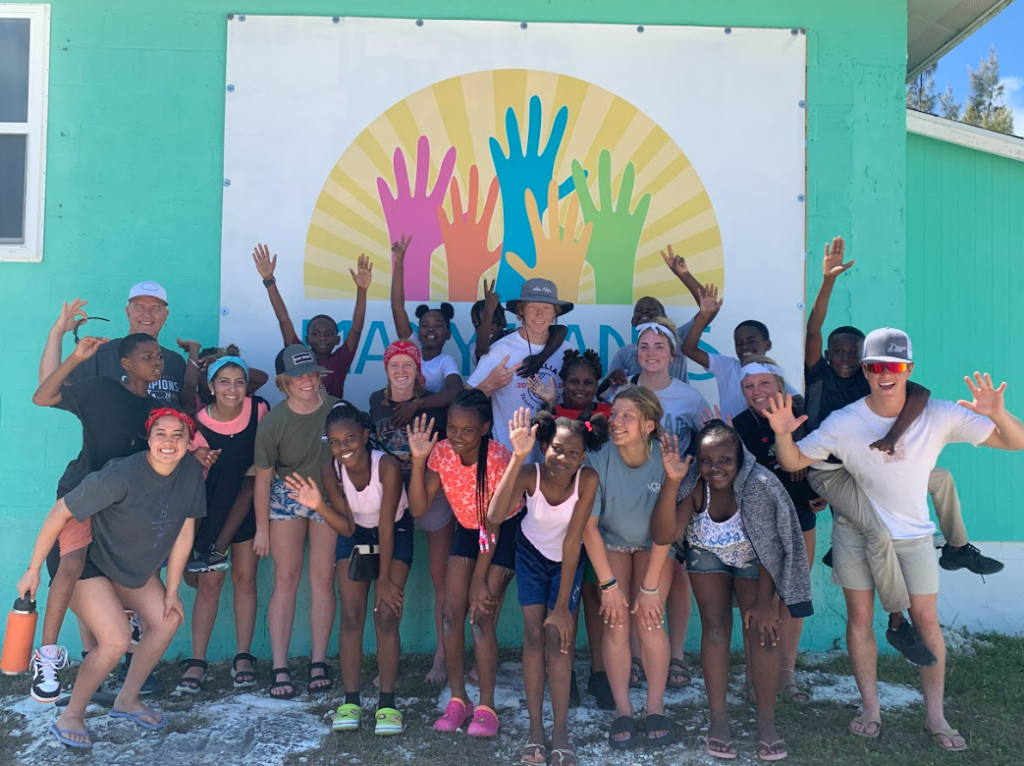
[808,466,966,613]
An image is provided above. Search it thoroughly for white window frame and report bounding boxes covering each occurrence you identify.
[0,3,49,262]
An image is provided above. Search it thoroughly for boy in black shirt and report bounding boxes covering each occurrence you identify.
[806,237,1002,665]
[21,332,199,702]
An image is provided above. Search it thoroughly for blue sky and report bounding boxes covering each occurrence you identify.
[933,0,1024,127]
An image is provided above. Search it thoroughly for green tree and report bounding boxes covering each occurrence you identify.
[907,64,938,113]
[939,84,961,121]
[962,46,1015,135]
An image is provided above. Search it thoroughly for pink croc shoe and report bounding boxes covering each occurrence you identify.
[467,704,500,738]
[433,697,473,733]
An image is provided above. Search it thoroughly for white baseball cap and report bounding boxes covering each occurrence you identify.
[128,281,168,304]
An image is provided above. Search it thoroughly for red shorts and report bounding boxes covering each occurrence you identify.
[57,518,93,556]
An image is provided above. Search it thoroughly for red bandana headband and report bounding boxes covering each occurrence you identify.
[382,340,426,386]
[145,407,196,439]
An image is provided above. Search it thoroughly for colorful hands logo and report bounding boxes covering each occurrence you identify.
[304,70,723,305]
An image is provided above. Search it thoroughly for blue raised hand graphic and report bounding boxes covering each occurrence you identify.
[489,95,577,297]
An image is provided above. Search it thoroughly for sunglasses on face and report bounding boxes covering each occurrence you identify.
[73,316,111,344]
[863,362,911,374]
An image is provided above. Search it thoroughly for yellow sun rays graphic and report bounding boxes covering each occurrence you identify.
[304,69,723,305]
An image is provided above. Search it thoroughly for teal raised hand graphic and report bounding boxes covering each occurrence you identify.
[571,149,651,304]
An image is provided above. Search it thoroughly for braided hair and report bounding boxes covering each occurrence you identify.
[450,388,493,531]
[558,348,603,383]
[532,409,610,453]
[325,400,374,453]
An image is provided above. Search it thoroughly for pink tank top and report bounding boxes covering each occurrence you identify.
[521,464,581,562]
[334,450,408,529]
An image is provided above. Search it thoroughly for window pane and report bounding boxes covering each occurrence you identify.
[0,134,27,244]
[0,18,31,123]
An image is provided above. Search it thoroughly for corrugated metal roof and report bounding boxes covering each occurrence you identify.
[907,0,1015,80]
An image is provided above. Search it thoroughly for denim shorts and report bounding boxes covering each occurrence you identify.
[269,478,326,522]
[515,530,585,612]
[449,511,521,571]
[335,513,414,568]
[682,545,760,579]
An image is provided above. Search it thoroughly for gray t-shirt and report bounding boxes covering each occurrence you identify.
[586,439,692,549]
[64,451,206,588]
[65,338,186,406]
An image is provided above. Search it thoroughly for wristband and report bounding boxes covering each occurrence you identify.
[599,578,618,591]
[189,359,201,369]
[263,277,276,288]
[639,585,660,596]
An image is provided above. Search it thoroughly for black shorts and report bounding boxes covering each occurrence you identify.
[449,512,522,571]
[796,505,817,533]
[46,542,108,582]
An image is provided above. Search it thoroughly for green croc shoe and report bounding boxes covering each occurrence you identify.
[332,703,362,732]
[374,707,404,736]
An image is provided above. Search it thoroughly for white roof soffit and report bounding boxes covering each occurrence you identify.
[908,109,1024,161]
[908,0,1015,81]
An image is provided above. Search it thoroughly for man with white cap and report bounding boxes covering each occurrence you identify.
[764,327,1024,753]
[41,282,186,406]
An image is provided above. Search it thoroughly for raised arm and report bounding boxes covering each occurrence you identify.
[32,336,109,407]
[806,236,854,368]
[650,433,695,545]
[247,367,269,395]
[252,243,299,345]
[661,244,703,304]
[764,393,817,471]
[345,253,373,354]
[474,279,502,360]
[681,284,721,369]
[389,236,413,341]
[406,414,441,517]
[39,299,89,383]
[961,373,1024,451]
[486,408,534,525]
[176,338,202,416]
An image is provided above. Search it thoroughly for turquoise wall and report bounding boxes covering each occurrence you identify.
[0,0,906,658]
[906,132,1024,543]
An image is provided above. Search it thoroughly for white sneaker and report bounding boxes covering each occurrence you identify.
[30,645,68,703]
[128,612,143,645]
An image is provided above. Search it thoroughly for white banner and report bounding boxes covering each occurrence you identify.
[221,16,806,407]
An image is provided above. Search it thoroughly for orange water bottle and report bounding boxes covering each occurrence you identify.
[1,596,38,675]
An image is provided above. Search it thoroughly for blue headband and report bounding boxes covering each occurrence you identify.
[207,355,249,384]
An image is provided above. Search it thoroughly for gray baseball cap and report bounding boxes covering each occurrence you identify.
[274,344,327,377]
[505,278,574,316]
[861,328,913,364]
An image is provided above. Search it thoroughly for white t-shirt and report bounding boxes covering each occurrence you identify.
[707,353,801,420]
[796,399,994,539]
[467,330,574,449]
[633,378,709,456]
[408,335,460,394]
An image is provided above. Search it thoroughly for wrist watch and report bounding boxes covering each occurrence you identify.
[263,278,276,288]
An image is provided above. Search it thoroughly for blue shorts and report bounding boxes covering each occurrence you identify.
[682,544,760,579]
[335,513,414,568]
[270,478,326,522]
[515,530,585,612]
[450,512,521,571]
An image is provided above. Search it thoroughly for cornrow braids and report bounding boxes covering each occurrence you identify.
[532,409,610,452]
[559,348,603,383]
[325,400,374,451]
[450,388,493,533]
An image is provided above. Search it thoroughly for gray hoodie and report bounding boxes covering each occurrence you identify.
[678,444,814,618]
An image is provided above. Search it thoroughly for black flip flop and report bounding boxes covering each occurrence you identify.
[645,713,676,747]
[609,715,637,750]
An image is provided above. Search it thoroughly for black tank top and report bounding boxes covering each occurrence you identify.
[197,396,265,513]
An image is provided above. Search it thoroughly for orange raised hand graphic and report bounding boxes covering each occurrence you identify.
[506,180,593,302]
[437,165,502,302]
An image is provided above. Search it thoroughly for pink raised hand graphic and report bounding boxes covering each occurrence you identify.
[437,164,502,302]
[377,135,457,300]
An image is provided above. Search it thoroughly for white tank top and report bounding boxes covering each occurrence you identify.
[521,464,581,562]
[685,480,756,568]
[334,450,408,529]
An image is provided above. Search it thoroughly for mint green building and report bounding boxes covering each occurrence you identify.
[1,1,1021,661]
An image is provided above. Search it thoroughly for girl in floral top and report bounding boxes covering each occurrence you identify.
[407,389,523,739]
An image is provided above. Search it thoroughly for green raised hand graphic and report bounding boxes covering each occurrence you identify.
[571,149,651,304]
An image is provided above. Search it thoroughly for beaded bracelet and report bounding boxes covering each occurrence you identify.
[599,578,618,592]
[639,585,661,596]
